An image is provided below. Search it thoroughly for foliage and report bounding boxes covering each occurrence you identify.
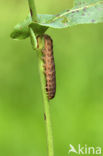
[11,0,103,40]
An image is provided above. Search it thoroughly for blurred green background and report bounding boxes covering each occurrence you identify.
[0,0,103,156]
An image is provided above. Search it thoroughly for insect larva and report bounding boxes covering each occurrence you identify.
[37,34,56,100]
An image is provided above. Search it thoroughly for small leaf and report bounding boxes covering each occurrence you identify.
[10,15,31,40]
[10,26,29,40]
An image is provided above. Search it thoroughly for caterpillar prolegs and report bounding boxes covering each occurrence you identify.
[37,35,56,100]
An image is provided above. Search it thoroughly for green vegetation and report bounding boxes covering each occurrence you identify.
[0,0,103,156]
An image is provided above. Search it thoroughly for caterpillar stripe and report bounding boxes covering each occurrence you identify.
[37,35,56,100]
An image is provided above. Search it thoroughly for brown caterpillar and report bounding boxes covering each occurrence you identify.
[37,34,56,100]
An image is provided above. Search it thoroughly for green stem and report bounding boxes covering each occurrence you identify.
[28,0,37,22]
[37,37,54,156]
[28,1,54,155]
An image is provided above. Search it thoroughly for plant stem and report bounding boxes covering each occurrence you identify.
[28,1,54,156]
[37,37,54,156]
[31,33,54,156]
[28,0,37,22]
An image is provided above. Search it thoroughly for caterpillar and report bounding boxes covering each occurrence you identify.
[37,34,56,100]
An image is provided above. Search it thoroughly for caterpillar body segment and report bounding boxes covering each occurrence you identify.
[37,35,56,100]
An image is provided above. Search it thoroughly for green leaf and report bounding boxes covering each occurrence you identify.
[74,0,100,7]
[38,0,103,28]
[10,14,50,40]
[10,15,31,40]
[11,0,103,40]
[29,22,48,35]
